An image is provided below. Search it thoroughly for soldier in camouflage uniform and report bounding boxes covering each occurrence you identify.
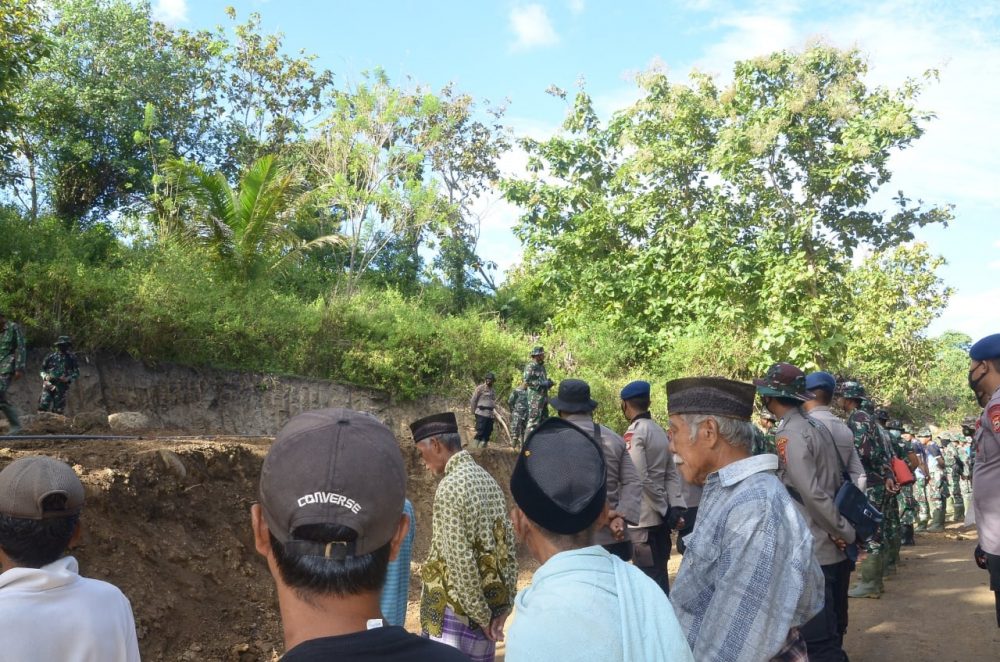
[752,409,777,455]
[941,432,966,522]
[0,311,27,435]
[910,426,930,531]
[522,346,552,438]
[507,385,529,448]
[37,336,80,415]
[838,382,897,598]
[918,428,948,532]
[874,409,902,576]
[888,419,918,545]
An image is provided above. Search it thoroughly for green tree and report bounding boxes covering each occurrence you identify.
[0,0,47,182]
[503,45,952,372]
[160,154,339,279]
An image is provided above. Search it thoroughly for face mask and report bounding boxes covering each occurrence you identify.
[968,362,988,405]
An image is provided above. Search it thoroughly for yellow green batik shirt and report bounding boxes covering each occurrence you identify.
[420,450,517,635]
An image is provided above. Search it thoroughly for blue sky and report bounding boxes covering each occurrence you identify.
[155,0,1000,341]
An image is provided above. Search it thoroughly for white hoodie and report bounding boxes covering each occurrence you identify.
[0,555,140,661]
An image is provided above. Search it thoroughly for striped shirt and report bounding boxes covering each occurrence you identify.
[670,454,823,662]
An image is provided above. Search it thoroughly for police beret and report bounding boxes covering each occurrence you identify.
[970,333,1000,360]
[805,371,837,393]
[620,380,651,401]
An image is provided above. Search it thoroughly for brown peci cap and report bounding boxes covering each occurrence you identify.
[259,409,406,560]
[667,377,757,420]
[0,457,85,520]
[409,412,458,443]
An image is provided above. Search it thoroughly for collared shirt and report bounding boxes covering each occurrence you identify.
[777,407,856,565]
[420,450,517,636]
[624,413,685,528]
[808,406,866,489]
[470,383,496,418]
[0,321,26,376]
[563,412,642,544]
[671,455,824,662]
[507,546,694,662]
[974,385,1000,554]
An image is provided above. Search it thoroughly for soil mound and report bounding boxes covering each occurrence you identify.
[0,437,520,661]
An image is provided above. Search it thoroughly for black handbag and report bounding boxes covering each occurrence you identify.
[831,443,882,542]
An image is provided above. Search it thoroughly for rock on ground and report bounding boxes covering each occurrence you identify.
[108,411,151,432]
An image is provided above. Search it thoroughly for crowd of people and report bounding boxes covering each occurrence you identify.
[0,301,999,660]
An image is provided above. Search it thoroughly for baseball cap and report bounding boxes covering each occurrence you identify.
[805,371,837,393]
[510,417,607,535]
[0,457,85,520]
[259,409,406,559]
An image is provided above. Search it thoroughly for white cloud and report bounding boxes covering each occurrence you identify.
[990,261,1000,271]
[568,0,586,15]
[509,4,560,52]
[929,287,1000,339]
[152,0,188,25]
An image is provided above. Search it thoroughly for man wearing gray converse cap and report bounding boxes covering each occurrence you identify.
[251,408,467,661]
[0,456,140,661]
[505,417,693,661]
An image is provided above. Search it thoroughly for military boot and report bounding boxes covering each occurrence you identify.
[945,498,955,522]
[902,524,916,546]
[954,502,966,523]
[927,507,945,532]
[914,518,927,533]
[0,402,21,436]
[848,554,883,599]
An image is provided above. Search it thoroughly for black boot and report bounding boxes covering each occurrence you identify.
[902,524,915,546]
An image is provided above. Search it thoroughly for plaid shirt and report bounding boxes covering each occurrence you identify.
[670,455,824,662]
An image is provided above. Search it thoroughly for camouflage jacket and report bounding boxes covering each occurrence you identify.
[0,321,27,376]
[508,386,528,414]
[847,410,891,481]
[41,350,79,384]
[523,360,549,395]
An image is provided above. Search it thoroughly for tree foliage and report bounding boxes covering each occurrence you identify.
[503,45,953,375]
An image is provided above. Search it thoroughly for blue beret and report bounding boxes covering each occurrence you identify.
[970,333,1000,361]
[620,380,651,400]
[805,371,837,393]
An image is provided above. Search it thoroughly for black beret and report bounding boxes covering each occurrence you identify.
[409,412,458,443]
[510,417,607,535]
[666,377,756,420]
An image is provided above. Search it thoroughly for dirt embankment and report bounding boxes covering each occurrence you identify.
[0,436,520,661]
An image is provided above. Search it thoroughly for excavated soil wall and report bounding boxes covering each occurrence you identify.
[0,355,521,661]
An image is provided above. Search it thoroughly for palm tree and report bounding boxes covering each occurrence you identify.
[160,155,340,279]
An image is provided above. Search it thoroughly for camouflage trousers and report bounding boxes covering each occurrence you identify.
[898,484,916,526]
[865,484,888,553]
[915,477,929,525]
[960,477,972,504]
[883,488,900,552]
[510,410,527,448]
[929,473,948,507]
[38,383,70,414]
[0,372,11,404]
[949,471,964,511]
[524,393,548,439]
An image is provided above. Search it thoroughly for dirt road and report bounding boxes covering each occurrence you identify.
[845,525,998,662]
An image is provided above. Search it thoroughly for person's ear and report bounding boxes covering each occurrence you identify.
[388,511,410,562]
[250,504,271,558]
[510,506,530,540]
[703,418,720,448]
[68,519,83,548]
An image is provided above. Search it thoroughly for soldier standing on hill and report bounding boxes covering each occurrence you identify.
[0,311,26,435]
[522,346,551,438]
[470,372,497,448]
[38,336,80,415]
[508,385,528,448]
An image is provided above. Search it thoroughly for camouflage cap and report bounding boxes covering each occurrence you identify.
[760,409,778,422]
[54,335,72,347]
[887,419,904,431]
[836,381,867,400]
[530,346,545,357]
[753,362,814,402]
[485,372,496,381]
[875,408,889,421]
[961,415,977,429]
[916,427,932,438]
